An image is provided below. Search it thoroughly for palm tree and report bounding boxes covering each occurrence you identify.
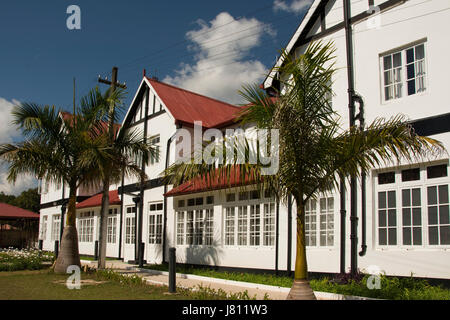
[83,87,156,269]
[164,41,444,299]
[0,95,111,273]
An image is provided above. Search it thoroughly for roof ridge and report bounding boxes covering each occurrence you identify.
[145,77,242,110]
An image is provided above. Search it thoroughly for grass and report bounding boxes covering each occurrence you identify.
[0,268,261,300]
[79,255,117,261]
[143,263,450,300]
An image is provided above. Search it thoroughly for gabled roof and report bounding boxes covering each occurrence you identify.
[146,77,242,128]
[76,190,121,209]
[164,166,259,197]
[0,203,39,219]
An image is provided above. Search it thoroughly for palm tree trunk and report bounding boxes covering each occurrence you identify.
[287,203,316,300]
[54,183,81,273]
[97,176,110,269]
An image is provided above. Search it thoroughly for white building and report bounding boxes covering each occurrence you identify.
[39,0,450,280]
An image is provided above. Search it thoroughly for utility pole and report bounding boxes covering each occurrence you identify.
[97,67,127,268]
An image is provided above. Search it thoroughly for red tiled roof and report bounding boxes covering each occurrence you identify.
[76,190,121,209]
[147,77,242,128]
[60,112,122,134]
[164,166,259,197]
[0,203,39,219]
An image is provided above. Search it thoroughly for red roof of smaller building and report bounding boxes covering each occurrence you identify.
[0,203,39,219]
[164,166,259,197]
[147,78,242,128]
[76,190,121,209]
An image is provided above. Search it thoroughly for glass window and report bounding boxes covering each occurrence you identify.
[237,206,248,246]
[107,216,117,244]
[427,185,450,245]
[263,203,275,246]
[224,207,235,245]
[249,204,260,246]
[427,164,448,179]
[402,188,422,245]
[378,172,395,184]
[378,191,397,245]
[176,212,185,245]
[401,168,420,182]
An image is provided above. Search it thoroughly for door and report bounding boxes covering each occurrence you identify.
[146,202,163,264]
[123,206,136,262]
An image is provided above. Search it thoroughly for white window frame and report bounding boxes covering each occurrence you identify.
[305,196,335,248]
[107,210,117,244]
[380,40,427,104]
[78,211,94,243]
[40,216,48,240]
[51,214,61,241]
[125,206,136,245]
[149,135,160,165]
[148,202,163,245]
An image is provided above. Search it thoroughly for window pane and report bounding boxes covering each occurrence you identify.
[439,205,449,225]
[388,228,397,245]
[427,186,437,205]
[427,165,447,179]
[393,52,402,67]
[403,227,411,245]
[402,168,420,182]
[388,209,396,227]
[379,172,395,185]
[402,208,411,226]
[440,226,450,245]
[379,210,386,227]
[413,227,422,245]
[402,189,410,207]
[412,188,421,206]
[379,229,387,245]
[384,71,392,85]
[406,48,414,64]
[428,206,438,225]
[415,44,424,60]
[383,55,392,70]
[407,64,415,80]
[388,191,396,208]
[412,208,421,226]
[378,192,386,209]
[407,79,415,95]
[429,226,439,245]
[438,185,449,204]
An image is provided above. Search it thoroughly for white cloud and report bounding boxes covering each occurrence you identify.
[163,12,274,104]
[0,97,37,195]
[273,0,314,14]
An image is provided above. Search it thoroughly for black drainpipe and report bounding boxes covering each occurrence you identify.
[118,169,125,259]
[340,179,346,274]
[343,0,359,275]
[59,181,66,241]
[275,198,280,275]
[162,130,177,264]
[287,194,292,276]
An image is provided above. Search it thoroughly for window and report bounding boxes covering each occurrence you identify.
[148,202,163,244]
[187,198,195,206]
[224,207,235,245]
[305,197,334,247]
[204,209,214,246]
[319,197,334,246]
[40,216,48,240]
[237,206,248,245]
[402,188,422,245]
[107,215,117,244]
[249,204,261,246]
[378,191,397,245]
[178,200,185,208]
[108,208,118,215]
[263,203,275,246]
[226,193,235,202]
[194,210,204,245]
[427,164,448,179]
[78,212,94,243]
[239,192,248,201]
[186,211,194,245]
[378,172,395,185]
[125,216,135,244]
[176,212,185,245]
[402,168,420,182]
[427,185,450,245]
[149,135,160,164]
[381,42,426,101]
[51,215,61,241]
[206,196,214,205]
[195,197,203,206]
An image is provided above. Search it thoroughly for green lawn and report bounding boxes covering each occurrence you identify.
[0,269,190,300]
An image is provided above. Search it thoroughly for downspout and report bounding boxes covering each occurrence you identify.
[163,130,178,264]
[59,181,66,242]
[339,179,346,274]
[275,198,280,275]
[118,169,125,259]
[354,95,367,257]
[343,0,359,275]
[287,194,292,276]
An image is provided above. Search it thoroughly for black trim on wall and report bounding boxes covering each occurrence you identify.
[118,177,165,194]
[287,195,292,276]
[126,109,166,129]
[410,112,450,136]
[40,196,90,209]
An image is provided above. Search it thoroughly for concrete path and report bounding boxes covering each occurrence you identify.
[81,259,289,300]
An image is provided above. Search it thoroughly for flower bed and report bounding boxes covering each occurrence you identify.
[0,248,54,271]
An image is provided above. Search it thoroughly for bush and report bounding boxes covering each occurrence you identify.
[0,248,54,271]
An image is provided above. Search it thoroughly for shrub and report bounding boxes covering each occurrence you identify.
[0,248,54,271]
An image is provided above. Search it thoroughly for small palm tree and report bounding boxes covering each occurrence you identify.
[83,87,156,269]
[0,95,111,273]
[164,41,444,299]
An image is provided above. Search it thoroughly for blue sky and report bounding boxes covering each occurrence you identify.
[0,0,311,194]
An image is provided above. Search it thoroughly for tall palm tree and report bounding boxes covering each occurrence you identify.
[83,87,156,269]
[0,95,111,273]
[164,41,444,299]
